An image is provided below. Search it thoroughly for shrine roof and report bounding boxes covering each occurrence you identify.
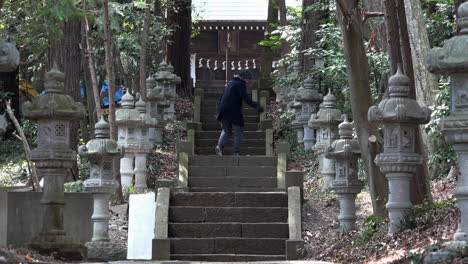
[193,0,301,21]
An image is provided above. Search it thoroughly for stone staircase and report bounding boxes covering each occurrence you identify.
[152,82,304,262]
[167,156,288,261]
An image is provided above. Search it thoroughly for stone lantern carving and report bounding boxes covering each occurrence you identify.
[325,117,363,231]
[166,63,181,120]
[285,61,301,103]
[79,117,125,259]
[116,92,144,190]
[0,42,19,72]
[426,2,468,249]
[134,95,156,191]
[295,77,322,150]
[154,62,181,121]
[309,90,343,190]
[22,64,85,256]
[146,74,163,145]
[368,66,431,233]
[290,100,303,146]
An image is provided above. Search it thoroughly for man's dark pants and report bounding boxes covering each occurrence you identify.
[217,120,244,154]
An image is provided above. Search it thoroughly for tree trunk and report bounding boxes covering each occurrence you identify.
[382,0,431,204]
[300,0,326,74]
[336,0,388,216]
[278,0,289,56]
[47,20,82,182]
[166,0,192,98]
[102,0,124,203]
[139,0,152,99]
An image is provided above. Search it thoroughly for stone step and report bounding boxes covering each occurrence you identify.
[170,238,286,255]
[196,138,265,148]
[196,147,265,156]
[169,207,288,223]
[168,223,289,238]
[189,166,276,178]
[188,177,276,188]
[196,131,264,140]
[171,254,286,262]
[190,187,281,192]
[202,122,259,131]
[201,115,259,123]
[170,192,287,207]
[189,156,277,167]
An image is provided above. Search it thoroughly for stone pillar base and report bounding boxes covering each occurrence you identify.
[285,239,306,260]
[152,238,170,260]
[29,239,87,260]
[85,241,126,261]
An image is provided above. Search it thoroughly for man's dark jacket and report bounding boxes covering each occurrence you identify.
[216,77,259,127]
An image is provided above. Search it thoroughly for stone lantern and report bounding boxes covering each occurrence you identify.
[134,94,156,191]
[284,61,301,103]
[325,117,363,232]
[145,74,163,145]
[368,66,431,234]
[309,89,343,191]
[290,100,303,146]
[154,62,172,121]
[426,2,468,249]
[116,92,144,190]
[154,62,181,121]
[295,77,322,150]
[79,117,125,259]
[165,63,182,120]
[22,64,85,256]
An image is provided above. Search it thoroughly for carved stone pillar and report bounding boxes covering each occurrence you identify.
[79,118,125,259]
[22,65,86,258]
[325,117,363,231]
[295,78,322,150]
[290,100,303,146]
[426,2,468,249]
[368,66,431,233]
[309,90,343,191]
[116,92,144,191]
[134,95,156,191]
[146,74,162,145]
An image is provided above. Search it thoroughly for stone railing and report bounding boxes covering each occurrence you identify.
[176,141,193,191]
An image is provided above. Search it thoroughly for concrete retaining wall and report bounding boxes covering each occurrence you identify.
[0,187,93,247]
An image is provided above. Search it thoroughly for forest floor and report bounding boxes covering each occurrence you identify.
[1,99,466,263]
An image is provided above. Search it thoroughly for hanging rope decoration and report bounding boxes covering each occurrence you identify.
[196,58,260,71]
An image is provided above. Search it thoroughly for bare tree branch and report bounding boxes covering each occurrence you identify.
[19,49,46,67]
[5,100,41,191]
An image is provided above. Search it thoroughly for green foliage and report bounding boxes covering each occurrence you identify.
[422,0,455,48]
[425,80,456,179]
[0,160,29,186]
[356,215,386,245]
[64,180,87,192]
[400,199,456,230]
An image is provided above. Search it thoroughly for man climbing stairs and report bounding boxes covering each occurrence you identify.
[196,92,266,155]
[152,81,304,261]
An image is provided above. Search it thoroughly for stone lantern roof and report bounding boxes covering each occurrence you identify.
[155,62,181,84]
[146,75,160,102]
[135,94,156,127]
[308,89,343,128]
[325,117,361,160]
[116,92,144,126]
[78,117,123,158]
[426,2,468,74]
[368,66,431,124]
[22,64,85,120]
[295,77,323,103]
[0,42,20,72]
